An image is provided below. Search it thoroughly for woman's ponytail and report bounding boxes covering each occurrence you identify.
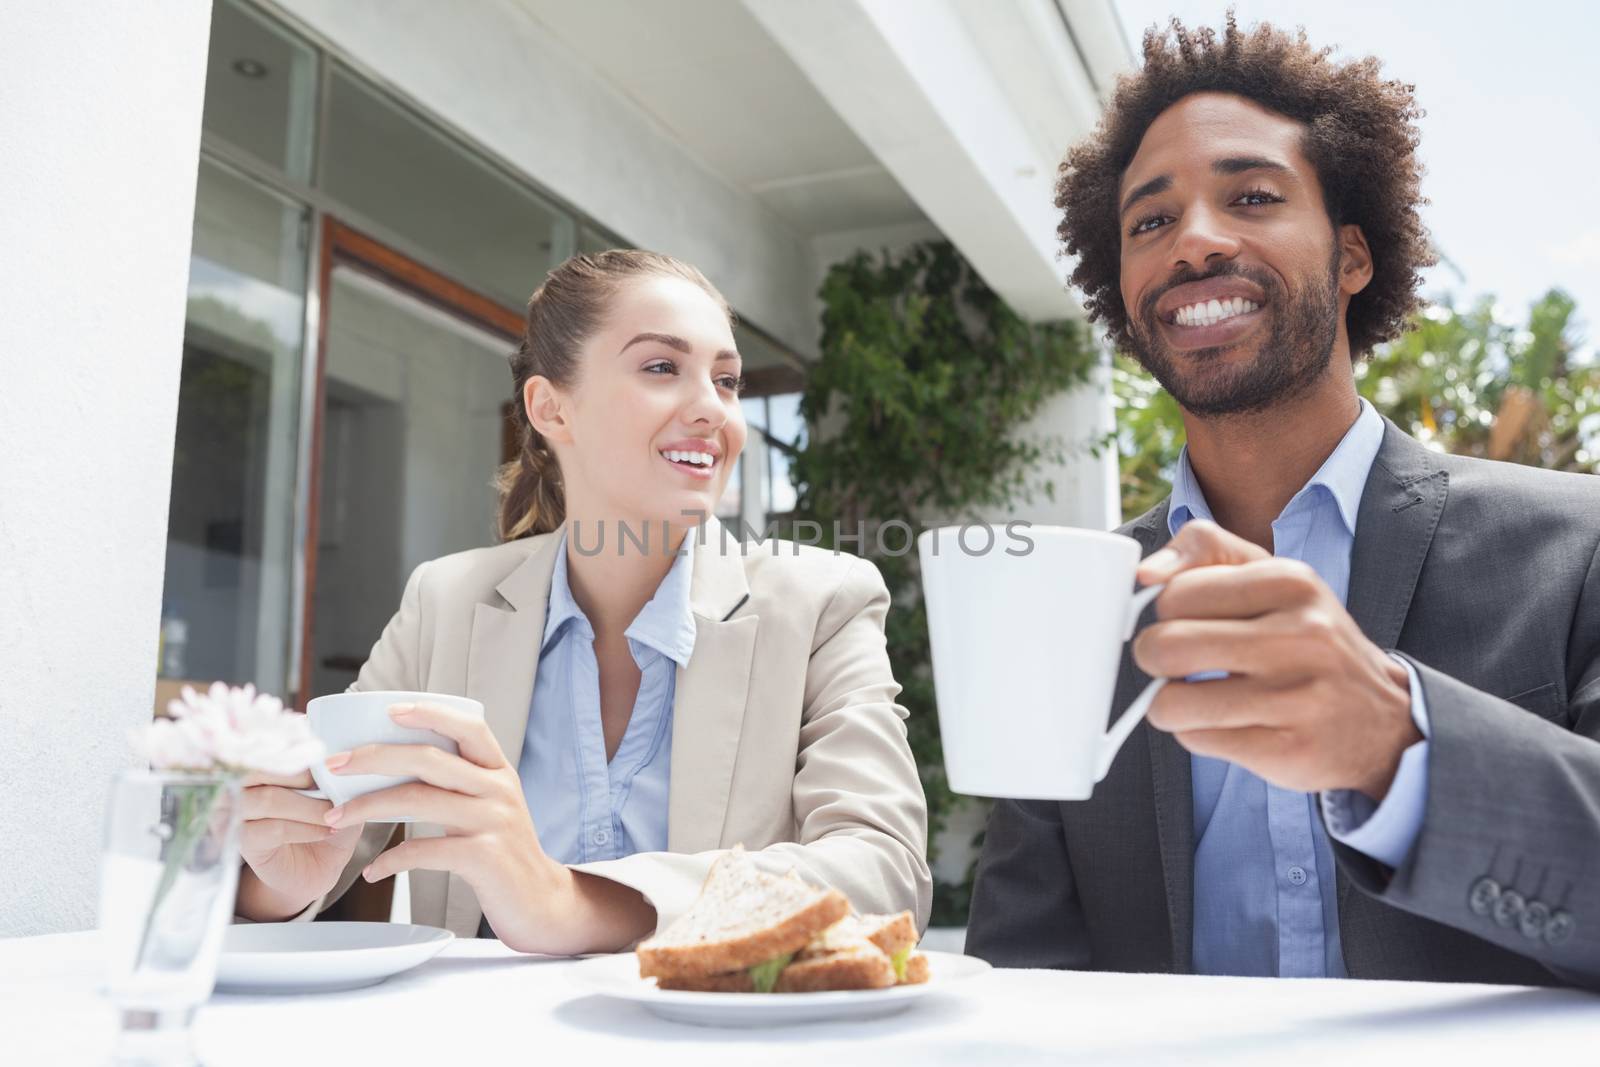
[495,412,566,540]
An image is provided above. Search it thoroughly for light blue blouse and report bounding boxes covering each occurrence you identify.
[515,532,695,865]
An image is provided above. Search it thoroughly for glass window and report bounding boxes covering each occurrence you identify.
[202,0,317,182]
[321,67,575,309]
[160,160,309,697]
[763,393,804,516]
[714,322,808,527]
[308,267,514,698]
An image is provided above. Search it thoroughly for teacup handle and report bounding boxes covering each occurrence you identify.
[1093,583,1167,782]
[293,787,329,801]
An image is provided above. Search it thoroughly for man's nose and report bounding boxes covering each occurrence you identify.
[1168,203,1241,274]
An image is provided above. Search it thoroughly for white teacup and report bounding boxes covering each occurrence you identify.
[917,525,1165,801]
[301,690,485,821]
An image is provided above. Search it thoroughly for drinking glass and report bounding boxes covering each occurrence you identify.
[99,769,242,1066]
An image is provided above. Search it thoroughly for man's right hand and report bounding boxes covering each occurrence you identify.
[236,769,362,920]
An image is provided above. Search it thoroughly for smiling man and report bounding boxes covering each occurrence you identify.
[965,15,1600,986]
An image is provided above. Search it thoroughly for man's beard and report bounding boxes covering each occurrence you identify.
[1126,253,1341,418]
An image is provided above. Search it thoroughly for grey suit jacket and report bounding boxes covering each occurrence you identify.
[966,420,1600,988]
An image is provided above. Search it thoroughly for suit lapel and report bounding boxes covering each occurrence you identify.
[417,532,557,936]
[467,532,561,762]
[1126,500,1195,971]
[667,518,758,854]
[1337,420,1448,943]
[1346,419,1449,651]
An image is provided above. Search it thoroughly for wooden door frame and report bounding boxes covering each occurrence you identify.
[296,217,521,709]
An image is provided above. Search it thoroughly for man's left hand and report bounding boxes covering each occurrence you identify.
[1134,519,1420,800]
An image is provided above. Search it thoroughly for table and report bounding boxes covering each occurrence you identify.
[4,932,1596,1065]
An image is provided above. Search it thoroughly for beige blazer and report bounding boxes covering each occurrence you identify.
[308,517,931,939]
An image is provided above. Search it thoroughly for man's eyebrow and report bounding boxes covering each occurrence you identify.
[1120,175,1171,219]
[619,332,740,363]
[1213,155,1294,178]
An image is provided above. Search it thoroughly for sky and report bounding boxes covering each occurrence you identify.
[1112,0,1600,350]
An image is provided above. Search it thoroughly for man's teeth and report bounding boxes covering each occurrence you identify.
[663,449,715,467]
[1174,297,1261,327]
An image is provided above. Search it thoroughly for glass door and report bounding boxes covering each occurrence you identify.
[303,235,520,703]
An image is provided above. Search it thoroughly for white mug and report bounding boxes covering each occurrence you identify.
[917,525,1165,800]
[301,690,485,821]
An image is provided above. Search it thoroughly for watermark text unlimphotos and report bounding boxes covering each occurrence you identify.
[565,512,1036,558]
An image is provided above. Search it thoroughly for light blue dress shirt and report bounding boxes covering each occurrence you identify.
[515,533,695,866]
[1170,398,1431,977]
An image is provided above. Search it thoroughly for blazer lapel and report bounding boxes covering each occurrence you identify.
[1337,420,1448,940]
[667,518,758,855]
[467,532,561,761]
[1346,419,1449,651]
[414,532,557,936]
[1127,500,1195,971]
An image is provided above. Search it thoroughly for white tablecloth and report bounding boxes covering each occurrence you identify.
[4,932,1596,1065]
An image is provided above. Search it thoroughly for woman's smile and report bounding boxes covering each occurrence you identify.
[657,438,721,481]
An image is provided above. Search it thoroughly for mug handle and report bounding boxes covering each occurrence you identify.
[1092,582,1167,782]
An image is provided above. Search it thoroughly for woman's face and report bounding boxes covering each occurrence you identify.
[529,274,747,535]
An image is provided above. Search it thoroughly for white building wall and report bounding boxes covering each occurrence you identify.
[0,1,214,935]
[267,0,820,357]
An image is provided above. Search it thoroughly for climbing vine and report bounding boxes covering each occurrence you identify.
[788,240,1101,922]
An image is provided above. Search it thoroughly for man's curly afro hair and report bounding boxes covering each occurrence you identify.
[1058,12,1434,357]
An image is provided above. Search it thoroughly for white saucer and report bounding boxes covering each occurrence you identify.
[215,921,453,995]
[571,949,990,1028]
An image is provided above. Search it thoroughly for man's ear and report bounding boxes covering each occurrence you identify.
[524,376,574,445]
[1337,223,1374,297]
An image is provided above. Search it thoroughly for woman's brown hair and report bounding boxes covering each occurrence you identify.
[496,249,732,541]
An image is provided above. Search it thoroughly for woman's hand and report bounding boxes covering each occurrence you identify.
[321,702,655,955]
[237,769,363,921]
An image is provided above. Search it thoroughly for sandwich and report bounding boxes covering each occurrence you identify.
[635,847,929,993]
[778,910,927,992]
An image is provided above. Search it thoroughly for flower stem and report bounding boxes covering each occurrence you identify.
[134,781,224,970]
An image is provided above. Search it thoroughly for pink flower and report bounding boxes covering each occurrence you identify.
[133,683,323,777]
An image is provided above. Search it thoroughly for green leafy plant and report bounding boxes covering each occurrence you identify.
[1358,289,1600,471]
[788,241,1100,923]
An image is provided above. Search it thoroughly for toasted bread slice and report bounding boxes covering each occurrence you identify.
[774,944,897,992]
[654,971,756,993]
[637,849,850,981]
[656,948,928,994]
[804,911,916,960]
[795,911,921,981]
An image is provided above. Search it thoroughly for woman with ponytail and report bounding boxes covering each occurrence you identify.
[234,251,930,953]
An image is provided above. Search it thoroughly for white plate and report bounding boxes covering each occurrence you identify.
[215,922,453,995]
[571,949,990,1028]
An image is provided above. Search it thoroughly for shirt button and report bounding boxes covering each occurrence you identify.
[591,827,611,847]
[1287,865,1308,886]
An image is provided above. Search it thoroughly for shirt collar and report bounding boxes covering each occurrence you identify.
[541,529,698,668]
[1167,397,1385,539]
